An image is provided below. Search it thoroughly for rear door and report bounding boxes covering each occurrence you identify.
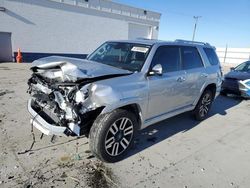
[180,46,207,104]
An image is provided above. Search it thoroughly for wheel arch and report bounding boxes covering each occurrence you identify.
[101,102,143,130]
[193,83,217,107]
[118,103,142,130]
[204,83,217,99]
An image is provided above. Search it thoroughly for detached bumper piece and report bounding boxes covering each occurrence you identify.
[28,99,68,136]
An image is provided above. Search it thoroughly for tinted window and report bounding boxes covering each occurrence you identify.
[151,46,180,73]
[181,47,203,69]
[204,48,219,65]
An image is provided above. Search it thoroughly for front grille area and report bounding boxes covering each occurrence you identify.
[222,78,239,90]
[31,100,60,125]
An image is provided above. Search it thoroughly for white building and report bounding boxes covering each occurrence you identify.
[0,0,161,62]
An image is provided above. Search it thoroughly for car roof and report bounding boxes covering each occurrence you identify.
[107,39,214,48]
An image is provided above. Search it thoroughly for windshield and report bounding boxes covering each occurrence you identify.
[234,61,250,72]
[87,42,151,72]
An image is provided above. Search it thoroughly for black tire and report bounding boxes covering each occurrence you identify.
[89,109,138,163]
[193,89,214,121]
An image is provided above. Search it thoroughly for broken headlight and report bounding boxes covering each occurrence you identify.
[239,79,250,97]
[74,84,90,103]
[239,79,250,89]
[75,90,89,103]
[245,80,250,87]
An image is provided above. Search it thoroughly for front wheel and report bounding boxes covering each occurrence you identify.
[89,109,138,163]
[193,89,214,121]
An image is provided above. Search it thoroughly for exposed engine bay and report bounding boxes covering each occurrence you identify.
[27,56,131,136]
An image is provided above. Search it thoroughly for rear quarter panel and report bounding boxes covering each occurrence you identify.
[194,46,222,105]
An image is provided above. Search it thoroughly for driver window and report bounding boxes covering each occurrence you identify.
[151,46,181,73]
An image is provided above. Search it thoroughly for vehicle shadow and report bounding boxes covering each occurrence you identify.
[126,95,242,159]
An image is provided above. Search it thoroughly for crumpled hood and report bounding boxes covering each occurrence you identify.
[225,70,250,81]
[31,56,131,82]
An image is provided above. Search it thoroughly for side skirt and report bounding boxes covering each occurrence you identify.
[142,104,195,129]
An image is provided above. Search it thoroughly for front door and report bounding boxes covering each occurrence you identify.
[147,46,187,119]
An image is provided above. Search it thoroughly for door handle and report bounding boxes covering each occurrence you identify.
[201,73,208,78]
[177,76,186,82]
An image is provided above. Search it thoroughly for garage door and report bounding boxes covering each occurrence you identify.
[0,32,12,62]
[128,23,151,40]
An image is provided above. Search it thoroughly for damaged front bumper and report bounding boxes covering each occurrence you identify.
[28,99,72,136]
[221,79,250,98]
[27,56,130,137]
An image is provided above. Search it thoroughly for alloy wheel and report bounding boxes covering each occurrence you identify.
[199,93,211,117]
[105,117,134,156]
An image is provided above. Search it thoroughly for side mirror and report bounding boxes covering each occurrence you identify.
[148,64,163,76]
[230,67,235,71]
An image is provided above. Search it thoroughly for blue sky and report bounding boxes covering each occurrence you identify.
[116,0,250,48]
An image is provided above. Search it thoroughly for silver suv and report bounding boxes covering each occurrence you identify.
[27,39,222,162]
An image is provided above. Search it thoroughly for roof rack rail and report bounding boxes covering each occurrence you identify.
[175,39,211,46]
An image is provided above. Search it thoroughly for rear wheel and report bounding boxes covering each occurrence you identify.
[89,109,138,163]
[193,89,214,121]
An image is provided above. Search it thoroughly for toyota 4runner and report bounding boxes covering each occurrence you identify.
[27,39,222,162]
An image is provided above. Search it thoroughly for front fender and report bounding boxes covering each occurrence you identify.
[84,77,148,127]
[101,97,146,129]
[101,96,144,114]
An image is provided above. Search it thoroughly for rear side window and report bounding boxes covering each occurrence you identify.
[151,46,181,73]
[181,46,203,70]
[204,48,219,65]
